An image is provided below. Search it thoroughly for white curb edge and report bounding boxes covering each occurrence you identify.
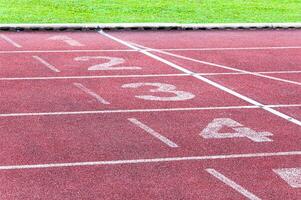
[0,23,301,31]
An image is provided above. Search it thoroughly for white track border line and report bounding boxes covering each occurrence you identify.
[128,118,179,148]
[0,104,300,118]
[0,151,301,170]
[132,43,301,86]
[0,71,301,81]
[206,168,261,200]
[0,34,22,48]
[1,46,301,54]
[99,30,301,126]
[73,82,110,104]
[32,55,60,72]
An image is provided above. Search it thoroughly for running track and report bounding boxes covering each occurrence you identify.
[0,30,300,199]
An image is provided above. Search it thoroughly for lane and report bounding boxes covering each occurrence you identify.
[166,48,301,73]
[0,32,128,51]
[0,76,248,113]
[202,74,301,105]
[0,109,300,166]
[110,30,301,49]
[0,51,183,78]
[0,155,299,200]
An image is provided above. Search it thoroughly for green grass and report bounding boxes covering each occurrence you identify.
[0,0,300,24]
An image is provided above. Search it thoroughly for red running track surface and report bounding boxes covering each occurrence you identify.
[0,30,300,200]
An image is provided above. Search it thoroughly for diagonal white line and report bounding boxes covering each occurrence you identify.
[32,56,60,72]
[99,30,301,127]
[206,168,261,200]
[133,43,301,86]
[0,151,300,171]
[0,34,22,48]
[128,118,179,148]
[73,82,110,105]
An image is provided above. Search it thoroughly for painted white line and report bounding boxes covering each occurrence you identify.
[0,104,300,118]
[73,82,110,105]
[0,71,301,81]
[99,31,301,127]
[0,49,136,54]
[273,168,301,188]
[0,34,22,48]
[206,168,261,200]
[159,46,301,51]
[0,151,300,170]
[133,43,301,86]
[32,56,60,72]
[128,118,178,148]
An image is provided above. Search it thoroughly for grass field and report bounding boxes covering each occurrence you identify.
[0,0,300,24]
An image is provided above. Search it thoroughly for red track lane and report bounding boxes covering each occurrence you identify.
[0,156,300,200]
[0,52,181,78]
[202,74,301,105]
[161,49,301,73]
[0,30,301,200]
[110,30,301,49]
[0,109,300,165]
[0,77,248,113]
[0,32,127,50]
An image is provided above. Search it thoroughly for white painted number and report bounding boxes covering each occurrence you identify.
[273,168,301,188]
[48,35,84,47]
[74,56,142,71]
[200,118,273,142]
[122,82,195,101]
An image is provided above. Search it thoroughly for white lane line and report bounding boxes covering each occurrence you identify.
[0,49,136,54]
[73,82,110,105]
[159,46,301,51]
[133,43,301,86]
[128,118,179,148]
[99,31,301,127]
[206,168,261,200]
[0,71,301,81]
[0,104,300,118]
[0,34,22,48]
[32,56,60,72]
[0,151,300,171]
[0,46,301,54]
[273,168,301,188]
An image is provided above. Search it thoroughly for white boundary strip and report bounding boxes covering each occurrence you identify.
[206,168,261,200]
[160,46,301,51]
[73,82,110,104]
[132,43,301,86]
[0,151,300,170]
[1,46,301,54]
[128,118,179,148]
[99,31,301,126]
[0,71,301,81]
[0,34,22,48]
[0,104,300,118]
[32,56,60,72]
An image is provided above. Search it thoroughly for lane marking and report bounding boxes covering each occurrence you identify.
[132,43,301,86]
[32,56,60,72]
[0,46,301,54]
[0,151,300,170]
[0,70,300,81]
[73,82,110,105]
[0,34,22,48]
[47,35,84,47]
[0,49,136,54]
[0,104,300,117]
[128,118,179,148]
[273,168,301,188]
[99,31,301,127]
[160,46,301,51]
[206,168,261,200]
